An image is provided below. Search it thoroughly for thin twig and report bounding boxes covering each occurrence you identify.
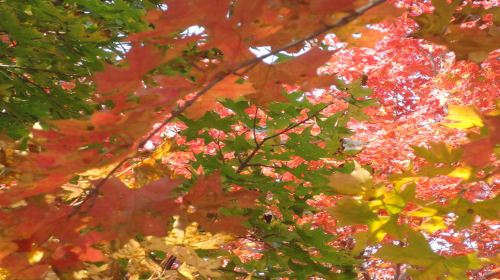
[394,263,402,280]
[231,0,387,72]
[252,106,259,145]
[0,63,78,77]
[138,72,228,149]
[480,268,500,280]
[235,60,259,77]
[236,103,331,173]
[215,137,226,164]
[236,141,264,173]
[2,68,68,118]
[69,75,228,216]
[264,103,331,141]
[68,156,132,217]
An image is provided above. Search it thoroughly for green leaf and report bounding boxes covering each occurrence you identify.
[375,232,439,267]
[328,199,378,226]
[347,79,373,98]
[296,226,334,248]
[328,161,372,195]
[413,0,461,35]
[412,142,462,164]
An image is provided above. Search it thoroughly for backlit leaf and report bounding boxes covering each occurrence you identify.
[444,106,483,129]
[328,161,372,195]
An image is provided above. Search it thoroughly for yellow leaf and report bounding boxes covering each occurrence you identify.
[391,176,419,188]
[383,193,406,214]
[328,198,378,226]
[407,207,438,218]
[488,253,500,265]
[117,140,173,189]
[171,246,222,279]
[329,161,372,195]
[120,160,169,189]
[363,185,386,200]
[140,221,228,279]
[73,264,111,280]
[352,217,389,255]
[444,106,483,129]
[28,250,44,264]
[0,268,9,280]
[177,262,197,280]
[78,163,119,180]
[113,240,161,276]
[370,217,390,241]
[144,221,234,251]
[420,216,446,233]
[151,140,172,160]
[448,166,472,180]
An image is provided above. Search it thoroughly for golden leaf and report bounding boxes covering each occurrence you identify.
[177,262,197,280]
[448,166,472,180]
[328,161,372,195]
[0,268,9,280]
[419,216,446,233]
[118,140,173,189]
[444,106,483,129]
[144,220,234,251]
[141,220,230,279]
[171,246,222,279]
[28,250,44,265]
[77,163,119,180]
[113,240,162,276]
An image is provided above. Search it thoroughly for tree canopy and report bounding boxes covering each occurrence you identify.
[0,0,498,279]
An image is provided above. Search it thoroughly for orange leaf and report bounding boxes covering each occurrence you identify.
[86,176,181,241]
[180,172,259,234]
[248,47,333,104]
[185,75,256,118]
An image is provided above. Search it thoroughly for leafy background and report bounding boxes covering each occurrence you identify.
[0,0,498,279]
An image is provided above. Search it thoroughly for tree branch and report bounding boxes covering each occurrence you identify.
[71,0,386,214]
[264,102,331,141]
[236,103,331,173]
[481,268,500,280]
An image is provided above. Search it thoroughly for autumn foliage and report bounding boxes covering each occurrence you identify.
[0,0,499,279]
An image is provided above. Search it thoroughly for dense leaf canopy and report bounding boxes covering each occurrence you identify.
[0,0,498,279]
